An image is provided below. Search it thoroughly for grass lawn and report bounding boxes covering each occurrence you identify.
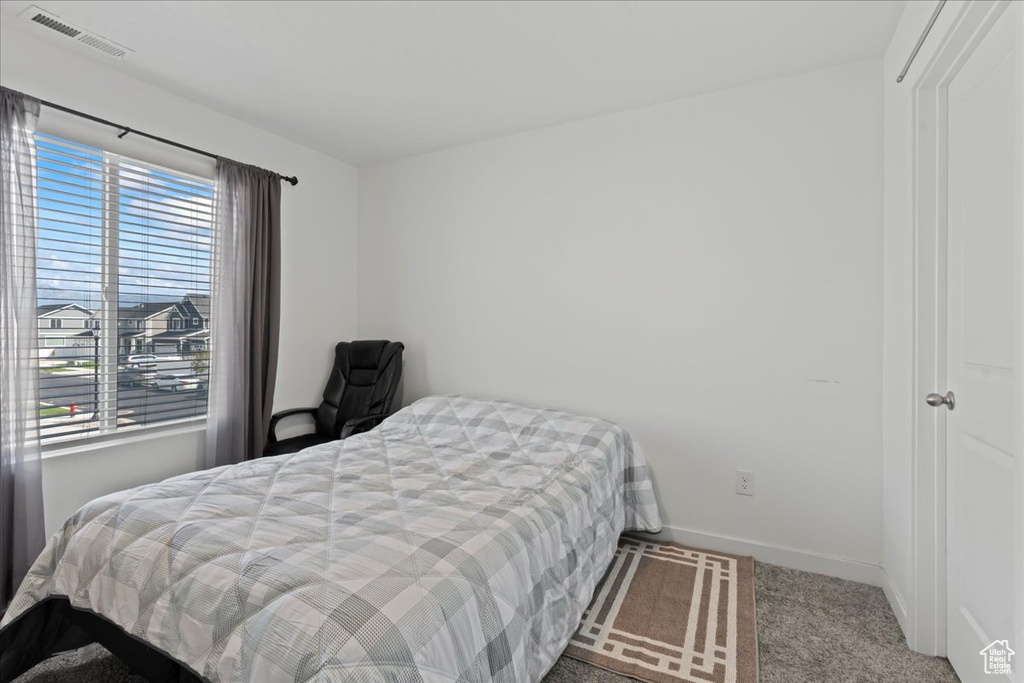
[40,362,99,373]
[39,405,71,417]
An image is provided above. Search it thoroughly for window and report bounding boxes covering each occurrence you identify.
[49,318,62,329]
[35,133,214,443]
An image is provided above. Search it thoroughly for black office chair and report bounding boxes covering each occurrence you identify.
[264,340,404,457]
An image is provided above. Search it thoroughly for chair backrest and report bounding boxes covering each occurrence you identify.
[315,340,405,438]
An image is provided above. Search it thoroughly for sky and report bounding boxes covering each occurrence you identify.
[35,132,214,314]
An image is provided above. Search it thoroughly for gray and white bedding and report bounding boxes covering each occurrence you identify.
[1,395,661,682]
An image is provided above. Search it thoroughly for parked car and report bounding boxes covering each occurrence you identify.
[118,367,158,386]
[145,373,201,392]
[123,354,158,369]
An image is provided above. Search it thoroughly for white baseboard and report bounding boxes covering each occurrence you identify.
[629,524,884,587]
[880,566,909,634]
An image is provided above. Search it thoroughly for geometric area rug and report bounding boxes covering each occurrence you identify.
[563,536,758,683]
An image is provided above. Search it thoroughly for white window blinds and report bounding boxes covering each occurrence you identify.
[34,132,214,443]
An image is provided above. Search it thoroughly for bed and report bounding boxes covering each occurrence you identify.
[1,395,661,682]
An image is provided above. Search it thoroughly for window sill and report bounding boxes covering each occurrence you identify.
[41,417,206,460]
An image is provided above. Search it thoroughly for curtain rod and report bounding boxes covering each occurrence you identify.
[35,96,299,186]
[896,0,946,84]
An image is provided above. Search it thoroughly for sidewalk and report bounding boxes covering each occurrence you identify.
[40,367,96,377]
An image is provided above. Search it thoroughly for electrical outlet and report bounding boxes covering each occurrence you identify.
[735,470,755,496]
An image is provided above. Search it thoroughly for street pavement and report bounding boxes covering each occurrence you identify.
[40,370,206,439]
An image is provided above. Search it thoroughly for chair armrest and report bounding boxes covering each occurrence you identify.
[267,407,317,444]
[339,413,388,439]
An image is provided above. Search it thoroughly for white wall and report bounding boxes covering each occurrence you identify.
[0,25,359,536]
[40,426,206,536]
[358,59,885,578]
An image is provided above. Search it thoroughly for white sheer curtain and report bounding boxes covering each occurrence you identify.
[205,158,281,468]
[0,87,45,609]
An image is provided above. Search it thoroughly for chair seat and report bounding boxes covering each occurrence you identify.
[263,432,334,457]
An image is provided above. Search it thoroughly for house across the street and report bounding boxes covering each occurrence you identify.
[118,294,210,357]
[149,295,211,355]
[37,294,210,361]
[36,303,97,360]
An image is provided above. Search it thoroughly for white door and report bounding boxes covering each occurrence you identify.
[944,3,1022,681]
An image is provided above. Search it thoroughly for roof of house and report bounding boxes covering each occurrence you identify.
[37,303,93,317]
[41,296,209,322]
[151,329,210,341]
[182,294,210,319]
[118,301,179,320]
[171,298,202,322]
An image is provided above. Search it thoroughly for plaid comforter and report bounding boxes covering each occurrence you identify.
[2,395,661,682]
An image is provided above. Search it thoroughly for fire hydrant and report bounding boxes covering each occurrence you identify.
[69,403,77,417]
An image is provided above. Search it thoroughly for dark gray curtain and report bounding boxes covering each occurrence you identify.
[205,159,281,468]
[0,87,46,610]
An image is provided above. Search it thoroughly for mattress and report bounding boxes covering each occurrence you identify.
[1,395,661,682]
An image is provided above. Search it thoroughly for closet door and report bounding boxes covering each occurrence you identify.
[943,3,1021,681]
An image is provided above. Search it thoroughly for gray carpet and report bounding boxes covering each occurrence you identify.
[13,562,959,683]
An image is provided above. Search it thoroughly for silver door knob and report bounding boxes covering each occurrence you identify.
[925,391,955,410]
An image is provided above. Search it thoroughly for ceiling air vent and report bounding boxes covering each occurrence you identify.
[20,6,132,59]
[76,33,127,58]
[29,11,80,38]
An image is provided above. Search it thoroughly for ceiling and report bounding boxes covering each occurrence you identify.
[0,1,906,166]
